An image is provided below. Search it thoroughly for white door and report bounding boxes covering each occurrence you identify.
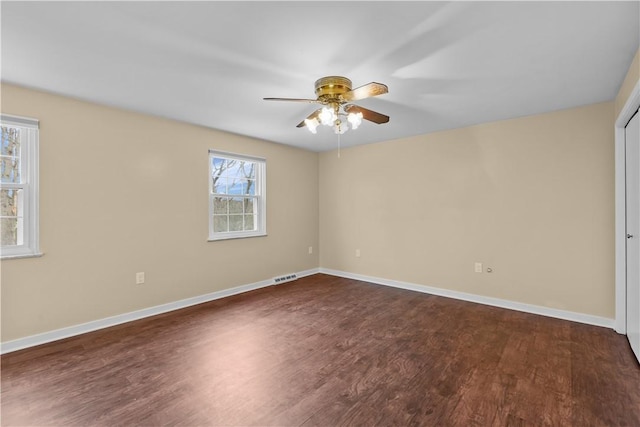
[626,109,640,363]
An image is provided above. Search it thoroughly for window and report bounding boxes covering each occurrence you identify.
[208,150,266,241]
[1,114,40,259]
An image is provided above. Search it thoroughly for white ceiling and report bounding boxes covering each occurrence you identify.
[1,1,639,151]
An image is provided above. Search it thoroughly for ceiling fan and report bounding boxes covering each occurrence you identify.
[264,76,389,134]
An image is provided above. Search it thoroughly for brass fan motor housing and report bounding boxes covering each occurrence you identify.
[314,76,352,101]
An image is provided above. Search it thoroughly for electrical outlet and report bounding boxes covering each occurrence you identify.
[136,272,145,285]
[355,249,361,258]
[474,262,483,273]
[308,246,313,255]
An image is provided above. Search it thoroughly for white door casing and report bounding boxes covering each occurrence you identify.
[625,109,640,363]
[615,80,640,337]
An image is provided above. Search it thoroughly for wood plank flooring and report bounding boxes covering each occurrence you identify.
[2,274,639,426]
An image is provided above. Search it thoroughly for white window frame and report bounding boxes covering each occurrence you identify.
[0,114,41,259]
[208,150,266,241]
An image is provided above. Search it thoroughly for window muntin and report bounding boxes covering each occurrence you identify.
[0,114,40,258]
[208,151,265,240]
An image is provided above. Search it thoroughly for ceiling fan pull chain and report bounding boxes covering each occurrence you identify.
[338,132,341,158]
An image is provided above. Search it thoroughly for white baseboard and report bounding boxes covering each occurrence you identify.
[1,267,321,355]
[2,266,610,354]
[293,268,321,279]
[319,268,615,329]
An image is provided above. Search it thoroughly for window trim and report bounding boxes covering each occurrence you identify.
[0,114,41,259]
[208,150,266,241]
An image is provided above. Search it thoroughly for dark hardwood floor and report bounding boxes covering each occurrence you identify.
[2,274,639,426]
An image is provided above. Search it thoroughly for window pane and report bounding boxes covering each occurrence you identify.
[213,177,227,194]
[229,215,243,231]
[243,180,255,195]
[241,162,255,179]
[1,126,20,157]
[0,217,21,246]
[1,156,20,183]
[212,157,225,171]
[229,161,251,180]
[222,159,240,179]
[244,198,254,214]
[232,162,245,180]
[244,215,255,231]
[213,197,228,214]
[213,157,243,192]
[211,157,226,182]
[229,197,243,214]
[213,215,228,233]
[227,179,243,195]
[0,187,23,246]
[0,189,22,217]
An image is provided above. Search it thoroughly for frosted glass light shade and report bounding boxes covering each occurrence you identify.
[347,111,363,129]
[305,117,319,133]
[319,107,336,126]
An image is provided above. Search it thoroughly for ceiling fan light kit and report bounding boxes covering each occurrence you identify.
[264,75,389,135]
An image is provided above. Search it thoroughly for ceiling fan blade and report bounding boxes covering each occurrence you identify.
[296,108,323,128]
[263,97,321,104]
[341,82,388,102]
[344,104,389,124]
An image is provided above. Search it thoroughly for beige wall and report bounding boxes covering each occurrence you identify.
[320,102,615,318]
[1,84,319,341]
[0,82,620,343]
[615,48,639,119]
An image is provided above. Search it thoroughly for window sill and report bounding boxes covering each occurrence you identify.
[1,252,44,260]
[208,232,267,242]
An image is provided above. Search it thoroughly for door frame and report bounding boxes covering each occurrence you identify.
[615,80,640,334]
